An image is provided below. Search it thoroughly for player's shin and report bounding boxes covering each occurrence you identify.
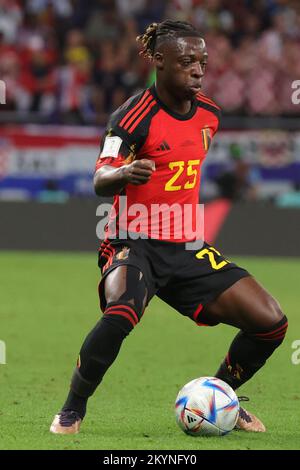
[62,302,140,418]
[215,315,288,390]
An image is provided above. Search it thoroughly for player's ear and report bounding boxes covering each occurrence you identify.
[153,51,164,70]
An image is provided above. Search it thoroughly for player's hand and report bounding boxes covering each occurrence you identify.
[121,159,155,185]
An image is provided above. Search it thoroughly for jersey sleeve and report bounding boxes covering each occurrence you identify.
[94,91,151,173]
[95,129,134,172]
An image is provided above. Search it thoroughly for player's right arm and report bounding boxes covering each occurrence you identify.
[93,91,156,196]
[94,159,155,197]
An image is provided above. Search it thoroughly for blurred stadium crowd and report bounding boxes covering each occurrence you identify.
[0,0,300,124]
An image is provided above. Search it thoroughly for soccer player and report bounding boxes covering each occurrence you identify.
[50,20,288,434]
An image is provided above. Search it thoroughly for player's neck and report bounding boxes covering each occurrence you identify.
[154,83,192,116]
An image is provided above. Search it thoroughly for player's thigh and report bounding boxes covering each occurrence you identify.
[102,265,149,315]
[157,243,249,327]
[157,279,219,327]
[203,276,284,331]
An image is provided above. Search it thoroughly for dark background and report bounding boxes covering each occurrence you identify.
[1,199,299,256]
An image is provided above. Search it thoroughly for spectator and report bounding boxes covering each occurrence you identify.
[0,0,299,123]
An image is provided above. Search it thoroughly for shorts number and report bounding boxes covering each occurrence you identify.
[196,247,229,270]
[165,160,200,191]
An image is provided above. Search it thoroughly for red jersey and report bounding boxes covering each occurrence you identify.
[95,85,220,242]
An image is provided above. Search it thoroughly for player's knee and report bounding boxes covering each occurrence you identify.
[105,283,147,321]
[103,301,141,335]
[104,266,148,324]
[102,298,145,336]
[255,293,288,341]
[105,293,146,318]
[104,268,148,332]
[259,294,285,328]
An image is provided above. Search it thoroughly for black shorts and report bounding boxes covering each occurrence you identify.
[98,237,250,326]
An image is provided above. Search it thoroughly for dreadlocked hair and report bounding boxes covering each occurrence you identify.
[136,20,201,59]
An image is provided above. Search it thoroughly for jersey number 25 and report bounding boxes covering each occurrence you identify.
[165,160,200,192]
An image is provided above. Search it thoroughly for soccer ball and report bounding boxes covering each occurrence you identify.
[175,376,239,436]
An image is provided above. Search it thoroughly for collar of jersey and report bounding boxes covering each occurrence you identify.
[150,84,197,121]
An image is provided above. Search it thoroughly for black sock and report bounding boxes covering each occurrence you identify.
[215,315,288,390]
[61,302,137,417]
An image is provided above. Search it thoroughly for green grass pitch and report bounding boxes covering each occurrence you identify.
[0,251,299,450]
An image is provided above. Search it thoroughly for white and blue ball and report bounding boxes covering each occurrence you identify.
[175,376,239,436]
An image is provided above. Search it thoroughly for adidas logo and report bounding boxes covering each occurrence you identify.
[156,140,170,151]
[187,415,197,424]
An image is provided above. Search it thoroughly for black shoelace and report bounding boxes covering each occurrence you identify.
[59,410,81,427]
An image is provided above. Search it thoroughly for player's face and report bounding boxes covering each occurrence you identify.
[158,37,208,100]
